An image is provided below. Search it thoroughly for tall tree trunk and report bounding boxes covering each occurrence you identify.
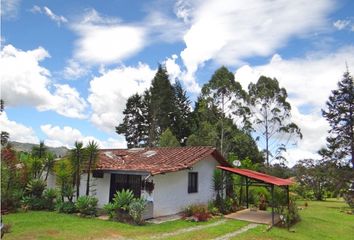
[86,154,92,196]
[265,109,269,167]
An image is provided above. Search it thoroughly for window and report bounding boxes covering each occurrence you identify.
[92,171,104,178]
[188,172,198,193]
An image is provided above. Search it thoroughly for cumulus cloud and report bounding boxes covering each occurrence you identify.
[41,124,126,149]
[71,9,145,64]
[179,0,333,93]
[164,54,182,83]
[234,46,354,165]
[0,112,39,144]
[1,0,21,19]
[0,44,87,119]
[62,59,89,80]
[88,63,156,132]
[30,5,68,26]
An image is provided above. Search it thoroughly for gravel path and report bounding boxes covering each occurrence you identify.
[213,223,259,240]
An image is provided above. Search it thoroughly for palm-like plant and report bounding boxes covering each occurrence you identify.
[85,140,99,196]
[32,141,48,159]
[70,141,85,199]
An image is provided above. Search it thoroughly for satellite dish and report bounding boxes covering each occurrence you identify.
[232,160,241,167]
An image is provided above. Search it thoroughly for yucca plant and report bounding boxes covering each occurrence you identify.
[25,179,46,198]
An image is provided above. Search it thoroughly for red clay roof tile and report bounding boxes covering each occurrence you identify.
[96,146,229,175]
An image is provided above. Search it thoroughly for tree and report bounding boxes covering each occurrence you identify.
[85,140,99,196]
[158,128,180,147]
[201,66,247,156]
[116,93,149,148]
[322,69,354,168]
[70,141,85,199]
[32,141,48,159]
[148,65,176,145]
[54,159,74,202]
[172,81,192,145]
[248,76,302,166]
[43,152,55,181]
[0,99,9,146]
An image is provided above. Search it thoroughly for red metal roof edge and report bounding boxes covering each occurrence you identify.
[217,166,293,186]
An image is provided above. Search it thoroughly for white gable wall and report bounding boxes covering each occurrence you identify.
[151,156,218,217]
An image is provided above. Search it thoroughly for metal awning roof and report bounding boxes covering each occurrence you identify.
[217,166,293,186]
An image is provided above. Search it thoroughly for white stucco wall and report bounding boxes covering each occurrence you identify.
[78,173,111,208]
[151,156,218,217]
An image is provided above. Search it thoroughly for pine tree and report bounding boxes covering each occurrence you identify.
[116,93,149,148]
[172,81,192,145]
[322,69,354,168]
[148,65,176,145]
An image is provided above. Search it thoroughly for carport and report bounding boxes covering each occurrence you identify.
[217,166,293,226]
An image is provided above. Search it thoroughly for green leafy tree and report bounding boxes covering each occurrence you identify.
[85,140,99,196]
[116,93,149,148]
[54,159,73,202]
[248,76,302,166]
[321,69,354,168]
[158,128,180,147]
[201,66,248,156]
[70,141,85,199]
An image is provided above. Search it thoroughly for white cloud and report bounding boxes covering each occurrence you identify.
[30,5,67,26]
[41,124,126,149]
[164,54,182,83]
[333,19,351,30]
[234,46,354,165]
[71,9,145,64]
[0,112,39,144]
[179,0,333,93]
[0,44,87,119]
[62,59,89,80]
[88,63,156,132]
[1,0,21,19]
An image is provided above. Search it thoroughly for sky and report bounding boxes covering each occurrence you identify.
[1,0,354,166]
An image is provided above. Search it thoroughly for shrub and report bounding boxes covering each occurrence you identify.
[25,179,46,198]
[75,196,98,216]
[129,198,147,225]
[113,189,134,212]
[1,189,23,212]
[182,204,211,222]
[207,201,220,216]
[56,201,76,213]
[43,188,57,211]
[21,196,46,210]
[103,202,116,219]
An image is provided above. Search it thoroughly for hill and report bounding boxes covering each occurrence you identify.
[9,141,69,158]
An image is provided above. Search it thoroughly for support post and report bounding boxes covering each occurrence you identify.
[271,184,275,226]
[246,177,249,208]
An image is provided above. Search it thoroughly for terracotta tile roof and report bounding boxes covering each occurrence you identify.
[96,146,229,175]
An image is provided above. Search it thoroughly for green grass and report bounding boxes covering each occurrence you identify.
[3,199,353,240]
[235,199,354,240]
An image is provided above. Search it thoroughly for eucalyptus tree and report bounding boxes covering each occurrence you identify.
[85,140,99,196]
[201,66,247,156]
[248,76,302,166]
[321,69,354,168]
[70,141,85,199]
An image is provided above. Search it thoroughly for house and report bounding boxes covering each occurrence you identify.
[47,146,229,219]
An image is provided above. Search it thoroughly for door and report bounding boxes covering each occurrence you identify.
[109,174,142,201]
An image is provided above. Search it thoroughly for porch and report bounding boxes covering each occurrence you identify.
[225,208,281,225]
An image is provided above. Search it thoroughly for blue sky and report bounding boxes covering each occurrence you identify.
[1,0,354,165]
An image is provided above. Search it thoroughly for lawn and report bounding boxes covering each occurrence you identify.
[236,199,354,240]
[2,199,353,240]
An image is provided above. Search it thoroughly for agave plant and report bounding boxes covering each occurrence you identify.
[113,189,134,212]
[25,179,46,198]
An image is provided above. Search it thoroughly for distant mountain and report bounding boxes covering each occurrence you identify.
[9,141,69,158]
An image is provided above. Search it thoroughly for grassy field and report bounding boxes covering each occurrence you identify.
[2,199,353,240]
